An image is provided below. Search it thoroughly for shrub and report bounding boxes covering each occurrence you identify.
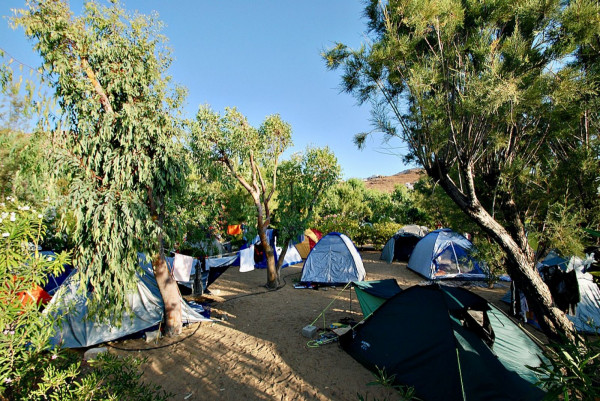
[371,222,404,250]
[0,198,170,400]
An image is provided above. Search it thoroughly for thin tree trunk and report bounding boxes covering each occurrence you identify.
[276,239,290,271]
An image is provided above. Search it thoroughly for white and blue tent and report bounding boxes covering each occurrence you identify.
[300,232,366,285]
[407,228,485,279]
[46,254,209,348]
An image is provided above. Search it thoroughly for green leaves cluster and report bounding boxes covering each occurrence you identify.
[0,198,170,400]
[324,0,600,254]
[0,198,69,398]
[15,0,188,320]
[529,334,600,400]
[275,146,341,247]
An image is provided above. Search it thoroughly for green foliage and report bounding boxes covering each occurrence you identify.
[324,0,600,256]
[0,199,169,400]
[371,221,404,250]
[275,146,341,251]
[314,177,428,247]
[316,214,361,242]
[529,334,600,400]
[356,366,421,401]
[15,0,188,320]
[0,199,70,397]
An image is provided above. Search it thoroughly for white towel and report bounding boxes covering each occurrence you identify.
[239,245,255,272]
[173,253,194,281]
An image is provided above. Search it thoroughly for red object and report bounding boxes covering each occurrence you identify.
[307,229,323,249]
[18,284,52,306]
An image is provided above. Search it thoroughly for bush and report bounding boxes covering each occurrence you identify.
[371,222,404,250]
[0,198,170,400]
[316,215,361,241]
[529,333,599,400]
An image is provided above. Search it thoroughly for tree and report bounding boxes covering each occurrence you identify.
[190,106,292,289]
[324,0,600,342]
[16,0,188,335]
[275,146,340,271]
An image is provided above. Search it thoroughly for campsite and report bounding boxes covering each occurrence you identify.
[2,0,600,399]
[102,251,535,401]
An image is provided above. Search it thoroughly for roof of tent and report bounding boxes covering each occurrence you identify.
[340,284,546,401]
[407,228,485,279]
[45,253,209,348]
[300,232,365,285]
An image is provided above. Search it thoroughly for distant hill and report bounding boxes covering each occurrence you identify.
[362,168,425,193]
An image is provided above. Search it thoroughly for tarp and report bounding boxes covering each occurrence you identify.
[340,284,546,401]
[46,254,209,348]
[300,232,365,285]
[407,228,485,279]
[252,229,303,269]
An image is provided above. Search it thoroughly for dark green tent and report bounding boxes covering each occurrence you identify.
[340,284,546,401]
[353,279,402,318]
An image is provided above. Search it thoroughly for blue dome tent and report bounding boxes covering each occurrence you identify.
[407,229,485,279]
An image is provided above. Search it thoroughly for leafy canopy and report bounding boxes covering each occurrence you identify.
[15,0,187,319]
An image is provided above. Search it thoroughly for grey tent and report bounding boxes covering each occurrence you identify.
[380,225,429,263]
[300,232,365,285]
[46,254,209,348]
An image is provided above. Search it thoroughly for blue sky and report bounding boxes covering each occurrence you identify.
[1,0,412,179]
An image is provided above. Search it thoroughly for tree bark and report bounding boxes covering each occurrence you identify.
[148,188,182,336]
[153,248,182,336]
[255,199,278,289]
[431,166,576,343]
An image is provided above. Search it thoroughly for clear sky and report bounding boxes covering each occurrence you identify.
[1,0,412,179]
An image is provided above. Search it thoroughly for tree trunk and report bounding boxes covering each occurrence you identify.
[148,188,182,336]
[434,170,576,343]
[153,248,182,336]
[276,239,290,271]
[258,226,278,289]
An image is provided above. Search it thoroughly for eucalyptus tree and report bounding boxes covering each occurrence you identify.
[324,0,600,341]
[275,146,340,271]
[16,0,188,335]
[190,106,292,289]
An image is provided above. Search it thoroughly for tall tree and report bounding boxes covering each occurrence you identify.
[275,146,340,270]
[190,106,292,288]
[324,0,600,341]
[16,0,188,335]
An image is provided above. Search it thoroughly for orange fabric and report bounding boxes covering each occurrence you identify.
[18,284,52,306]
[227,224,242,235]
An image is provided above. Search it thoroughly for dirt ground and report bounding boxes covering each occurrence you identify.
[109,251,526,401]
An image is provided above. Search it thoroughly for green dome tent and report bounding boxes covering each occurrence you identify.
[340,284,547,401]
